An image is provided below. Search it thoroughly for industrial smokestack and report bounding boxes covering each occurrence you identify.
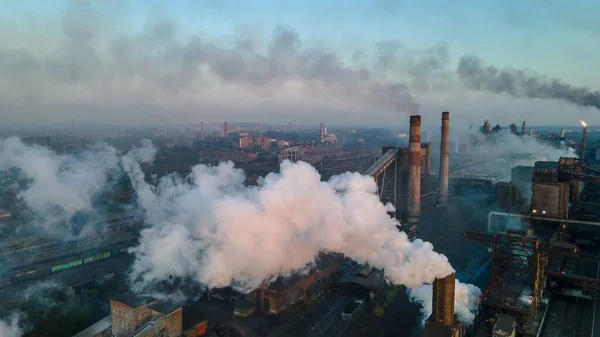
[438,112,450,206]
[200,121,204,141]
[320,121,326,143]
[581,122,588,160]
[521,121,526,137]
[431,272,456,326]
[224,121,228,138]
[408,115,421,224]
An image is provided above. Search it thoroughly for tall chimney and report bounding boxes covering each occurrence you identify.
[431,272,456,326]
[438,112,450,206]
[521,121,526,137]
[200,121,204,141]
[582,126,588,160]
[223,121,228,138]
[320,121,326,143]
[407,115,421,224]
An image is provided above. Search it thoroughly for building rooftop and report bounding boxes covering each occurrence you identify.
[421,321,463,337]
[182,303,209,331]
[268,254,340,291]
[71,315,111,337]
[149,301,182,315]
[336,265,385,292]
[110,292,156,308]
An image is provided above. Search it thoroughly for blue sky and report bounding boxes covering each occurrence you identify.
[0,0,598,126]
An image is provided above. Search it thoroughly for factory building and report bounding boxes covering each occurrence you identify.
[336,265,386,296]
[109,292,183,337]
[200,150,258,163]
[248,256,341,315]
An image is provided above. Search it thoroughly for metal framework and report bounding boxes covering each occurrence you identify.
[364,148,400,218]
[464,231,546,335]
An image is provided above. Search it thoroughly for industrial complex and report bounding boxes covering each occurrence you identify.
[0,114,599,337]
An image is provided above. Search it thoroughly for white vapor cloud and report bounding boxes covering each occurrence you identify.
[125,159,481,323]
[407,280,482,325]
[0,316,22,337]
[458,129,576,181]
[0,137,156,237]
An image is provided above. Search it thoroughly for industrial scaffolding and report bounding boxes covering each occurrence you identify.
[464,231,547,335]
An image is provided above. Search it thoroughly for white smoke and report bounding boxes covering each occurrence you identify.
[407,280,482,325]
[125,160,481,323]
[0,137,156,237]
[0,316,22,337]
[460,129,576,181]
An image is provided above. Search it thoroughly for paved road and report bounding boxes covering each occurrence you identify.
[266,294,370,337]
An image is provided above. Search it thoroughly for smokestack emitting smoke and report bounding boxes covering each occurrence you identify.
[438,112,450,206]
[431,273,456,326]
[458,55,600,110]
[122,157,480,323]
[581,120,588,159]
[407,115,421,223]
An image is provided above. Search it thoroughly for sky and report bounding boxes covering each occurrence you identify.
[0,0,599,127]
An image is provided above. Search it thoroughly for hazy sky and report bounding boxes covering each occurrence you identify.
[1,0,599,127]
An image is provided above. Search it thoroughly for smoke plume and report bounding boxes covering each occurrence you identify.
[0,137,156,237]
[0,316,22,337]
[407,281,482,325]
[125,159,480,323]
[457,129,576,181]
[458,55,600,110]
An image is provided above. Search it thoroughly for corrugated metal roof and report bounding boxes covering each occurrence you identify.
[72,315,111,337]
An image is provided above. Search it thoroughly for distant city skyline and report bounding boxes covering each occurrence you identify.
[1,0,599,126]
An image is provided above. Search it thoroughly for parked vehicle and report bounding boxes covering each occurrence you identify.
[341,298,364,321]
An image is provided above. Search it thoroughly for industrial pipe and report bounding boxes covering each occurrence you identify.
[582,126,588,160]
[487,211,600,232]
[438,112,450,206]
[408,115,421,224]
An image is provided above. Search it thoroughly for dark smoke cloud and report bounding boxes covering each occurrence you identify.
[457,55,600,110]
[0,0,447,118]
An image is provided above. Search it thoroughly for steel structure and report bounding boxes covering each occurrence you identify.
[364,148,400,218]
[464,231,546,335]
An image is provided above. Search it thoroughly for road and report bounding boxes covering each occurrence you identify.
[266,294,367,337]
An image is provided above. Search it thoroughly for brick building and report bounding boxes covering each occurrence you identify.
[110,292,182,337]
[248,256,341,315]
[201,150,258,163]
